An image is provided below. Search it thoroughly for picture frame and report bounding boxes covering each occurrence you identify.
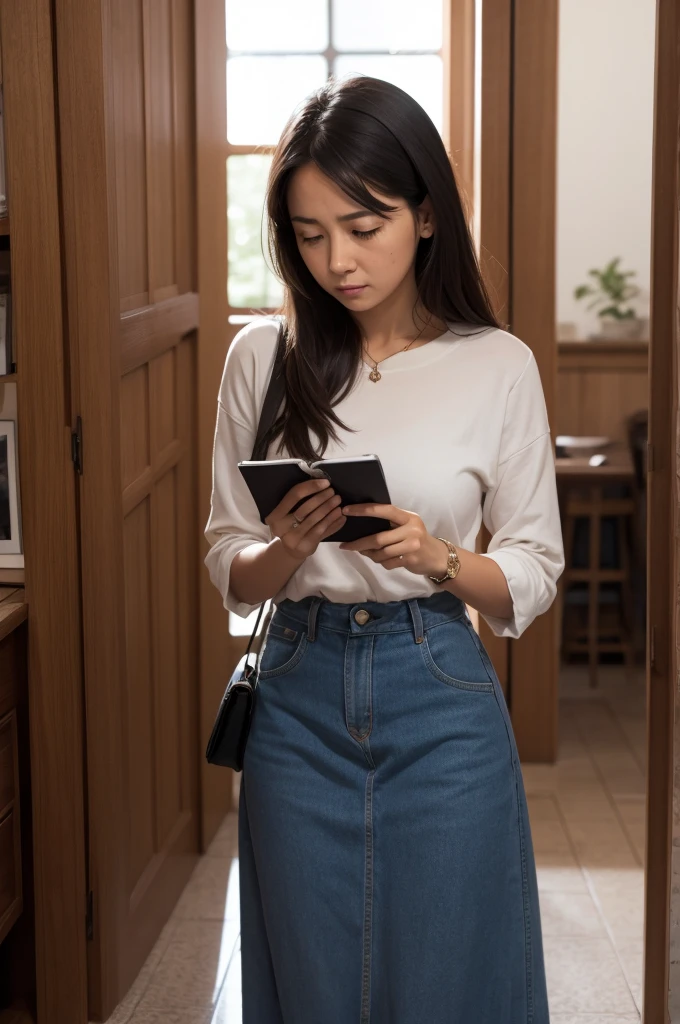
[0,419,23,566]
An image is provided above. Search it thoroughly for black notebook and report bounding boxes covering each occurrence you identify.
[238,454,393,543]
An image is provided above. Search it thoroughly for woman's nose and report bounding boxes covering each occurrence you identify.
[328,236,357,276]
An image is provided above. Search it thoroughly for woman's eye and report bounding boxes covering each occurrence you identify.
[301,235,323,245]
[353,227,382,240]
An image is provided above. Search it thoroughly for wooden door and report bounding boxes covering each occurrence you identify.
[476,0,560,759]
[54,0,200,1017]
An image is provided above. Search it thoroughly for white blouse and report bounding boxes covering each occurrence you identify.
[204,317,565,639]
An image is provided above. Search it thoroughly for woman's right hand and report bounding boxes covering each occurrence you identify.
[265,477,345,560]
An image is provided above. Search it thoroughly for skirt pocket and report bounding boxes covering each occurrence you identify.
[419,617,495,692]
[258,618,309,680]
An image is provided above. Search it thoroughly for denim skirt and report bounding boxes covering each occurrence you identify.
[239,591,550,1023]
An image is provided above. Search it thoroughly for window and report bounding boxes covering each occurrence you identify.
[225,0,444,316]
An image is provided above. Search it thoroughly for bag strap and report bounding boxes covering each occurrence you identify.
[250,322,287,462]
[243,323,287,666]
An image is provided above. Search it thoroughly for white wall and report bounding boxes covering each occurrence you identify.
[556,0,656,339]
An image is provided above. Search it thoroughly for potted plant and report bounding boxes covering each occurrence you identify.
[574,257,643,340]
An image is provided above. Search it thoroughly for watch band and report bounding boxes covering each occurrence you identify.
[428,538,461,584]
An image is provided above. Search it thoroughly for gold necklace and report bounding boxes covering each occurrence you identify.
[363,325,428,383]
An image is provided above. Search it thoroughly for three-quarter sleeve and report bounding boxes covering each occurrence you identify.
[204,326,276,619]
[479,352,565,639]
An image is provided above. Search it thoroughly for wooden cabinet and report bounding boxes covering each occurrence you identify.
[0,602,33,1017]
[0,712,20,944]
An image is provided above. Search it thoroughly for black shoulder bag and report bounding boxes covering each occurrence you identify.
[205,325,287,771]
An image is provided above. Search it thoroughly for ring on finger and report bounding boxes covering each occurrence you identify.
[291,512,304,528]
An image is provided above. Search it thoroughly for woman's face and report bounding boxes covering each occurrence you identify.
[286,163,434,313]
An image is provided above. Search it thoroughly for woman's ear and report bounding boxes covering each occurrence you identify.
[417,195,436,239]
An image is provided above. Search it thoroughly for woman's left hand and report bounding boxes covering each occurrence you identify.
[338,503,447,577]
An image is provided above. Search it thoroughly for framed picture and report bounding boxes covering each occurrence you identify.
[0,419,22,566]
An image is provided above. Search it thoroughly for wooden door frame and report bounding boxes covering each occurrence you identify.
[477,0,559,761]
[0,2,89,1021]
[644,0,677,1017]
[196,0,236,845]
[479,0,678,1015]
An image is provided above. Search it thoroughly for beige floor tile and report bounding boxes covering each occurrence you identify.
[614,938,643,1013]
[129,1009,212,1024]
[134,919,239,1014]
[521,763,558,793]
[173,854,239,921]
[564,821,640,870]
[531,816,573,856]
[550,1016,640,1023]
[544,935,639,1015]
[535,852,589,893]
[539,891,607,937]
[585,872,647,942]
[102,916,178,1024]
[212,941,242,1024]
[615,798,646,865]
[527,794,561,820]
[206,814,239,859]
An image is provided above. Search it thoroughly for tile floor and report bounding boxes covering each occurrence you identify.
[102,662,646,1024]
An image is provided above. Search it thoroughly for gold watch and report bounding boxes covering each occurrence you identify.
[428,538,461,584]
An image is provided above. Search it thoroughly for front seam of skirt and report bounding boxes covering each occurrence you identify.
[515,767,534,1022]
[361,768,375,1024]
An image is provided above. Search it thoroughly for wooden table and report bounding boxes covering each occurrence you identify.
[555,442,635,485]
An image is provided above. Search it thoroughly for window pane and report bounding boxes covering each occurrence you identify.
[227,155,283,310]
[334,0,443,52]
[227,55,327,145]
[334,57,443,134]
[226,0,328,53]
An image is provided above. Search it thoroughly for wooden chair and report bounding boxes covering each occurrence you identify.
[560,482,637,688]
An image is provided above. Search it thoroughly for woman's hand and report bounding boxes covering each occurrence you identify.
[338,503,448,577]
[266,477,346,561]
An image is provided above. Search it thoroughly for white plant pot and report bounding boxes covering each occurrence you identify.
[598,317,644,341]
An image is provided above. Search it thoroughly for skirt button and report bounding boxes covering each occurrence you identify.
[354,609,370,625]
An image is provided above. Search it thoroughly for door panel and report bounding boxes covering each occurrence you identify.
[55,0,200,1016]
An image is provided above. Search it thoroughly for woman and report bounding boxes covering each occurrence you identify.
[205,76,564,1023]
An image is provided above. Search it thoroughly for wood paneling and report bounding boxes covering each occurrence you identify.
[120,292,198,375]
[644,0,678,1018]
[196,0,235,845]
[114,0,149,312]
[0,2,88,1021]
[557,341,649,442]
[507,0,560,762]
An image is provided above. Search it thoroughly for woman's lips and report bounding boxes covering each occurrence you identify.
[337,285,367,297]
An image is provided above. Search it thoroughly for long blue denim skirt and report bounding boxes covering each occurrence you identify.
[239,591,550,1023]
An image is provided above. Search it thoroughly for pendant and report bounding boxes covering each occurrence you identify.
[368,367,382,382]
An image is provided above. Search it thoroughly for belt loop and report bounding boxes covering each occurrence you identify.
[307,597,322,642]
[407,598,424,644]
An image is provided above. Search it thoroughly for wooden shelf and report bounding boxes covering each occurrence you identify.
[0,373,16,383]
[0,589,26,643]
[0,218,9,236]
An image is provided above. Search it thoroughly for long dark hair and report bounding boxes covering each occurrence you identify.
[264,75,501,463]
